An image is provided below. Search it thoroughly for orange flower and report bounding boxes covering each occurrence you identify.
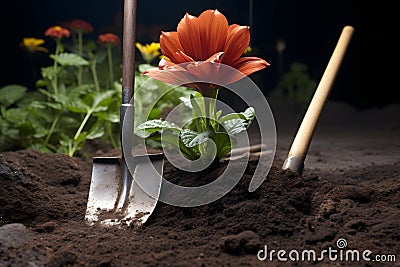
[67,19,93,33]
[142,9,269,96]
[97,33,120,47]
[44,26,70,39]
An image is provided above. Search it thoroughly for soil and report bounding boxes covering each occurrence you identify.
[0,101,399,267]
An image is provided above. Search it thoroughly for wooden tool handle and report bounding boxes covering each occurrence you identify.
[282,26,354,174]
[229,144,267,156]
[122,0,137,104]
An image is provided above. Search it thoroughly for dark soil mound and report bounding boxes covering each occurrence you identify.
[0,148,399,266]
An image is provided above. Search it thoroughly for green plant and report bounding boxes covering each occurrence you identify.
[137,91,255,161]
[0,84,40,151]
[0,21,193,156]
[269,62,317,109]
[135,9,268,162]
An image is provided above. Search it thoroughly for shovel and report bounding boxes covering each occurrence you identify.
[282,26,354,175]
[85,0,164,227]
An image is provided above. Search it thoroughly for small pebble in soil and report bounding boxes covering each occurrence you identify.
[0,223,32,248]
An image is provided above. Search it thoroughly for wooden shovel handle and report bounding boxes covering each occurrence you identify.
[122,0,137,104]
[282,26,354,174]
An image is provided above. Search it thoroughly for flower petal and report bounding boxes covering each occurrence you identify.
[186,61,219,84]
[186,53,245,86]
[197,9,229,59]
[135,42,145,54]
[142,60,197,86]
[34,39,45,46]
[231,56,270,76]
[177,13,203,61]
[205,52,224,63]
[160,31,184,63]
[174,50,195,63]
[222,24,250,65]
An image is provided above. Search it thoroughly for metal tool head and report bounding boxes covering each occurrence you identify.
[85,153,164,227]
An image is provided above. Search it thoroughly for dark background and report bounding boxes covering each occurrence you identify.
[0,0,389,109]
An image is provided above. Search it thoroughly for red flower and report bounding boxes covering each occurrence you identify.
[44,26,70,39]
[97,33,120,47]
[67,19,93,33]
[142,9,269,95]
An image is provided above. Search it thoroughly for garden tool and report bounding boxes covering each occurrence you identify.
[85,0,164,227]
[283,26,354,175]
[221,143,269,161]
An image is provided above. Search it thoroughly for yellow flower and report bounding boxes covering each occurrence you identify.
[20,38,48,53]
[135,42,160,63]
[159,55,170,61]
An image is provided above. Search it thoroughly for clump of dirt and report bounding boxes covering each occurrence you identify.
[0,149,399,266]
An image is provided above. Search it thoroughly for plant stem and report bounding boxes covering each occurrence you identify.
[200,89,219,160]
[77,31,83,86]
[43,141,57,152]
[44,110,62,144]
[107,46,114,89]
[208,89,219,130]
[52,39,62,95]
[68,110,92,157]
[107,121,118,148]
[90,60,100,92]
[68,141,74,157]
[74,111,92,141]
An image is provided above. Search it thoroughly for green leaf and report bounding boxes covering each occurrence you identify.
[92,105,108,113]
[87,124,105,139]
[190,94,205,118]
[44,102,63,110]
[221,107,255,136]
[222,119,247,136]
[97,113,119,123]
[18,91,45,107]
[66,85,92,99]
[0,84,27,107]
[57,116,80,132]
[1,127,18,140]
[29,101,47,109]
[213,132,236,159]
[148,131,199,160]
[29,143,53,153]
[94,49,107,63]
[41,66,58,80]
[179,96,193,109]
[92,90,115,111]
[138,64,156,73]
[136,119,181,138]
[51,53,89,66]
[66,99,90,113]
[38,89,66,104]
[180,129,211,148]
[75,132,88,143]
[242,107,255,121]
[37,88,54,99]
[219,113,247,124]
[26,105,54,123]
[216,110,222,120]
[148,108,162,120]
[33,127,48,138]
[2,108,28,123]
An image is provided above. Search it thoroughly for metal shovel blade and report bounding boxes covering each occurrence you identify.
[84,0,166,228]
[85,153,164,227]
